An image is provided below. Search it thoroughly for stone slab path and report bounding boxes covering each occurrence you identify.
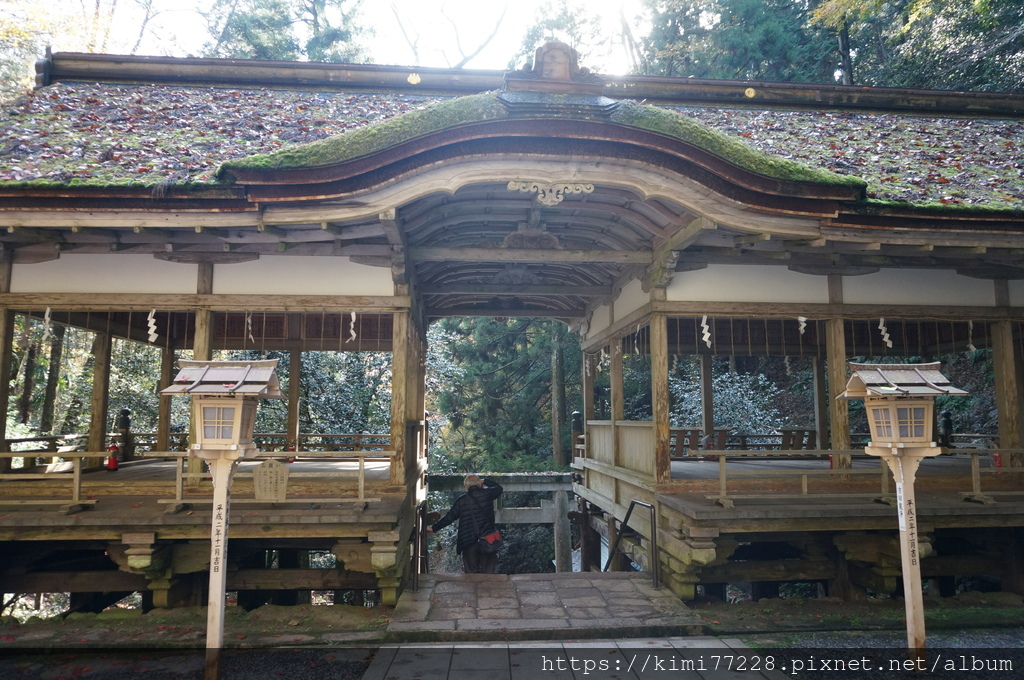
[387,572,704,643]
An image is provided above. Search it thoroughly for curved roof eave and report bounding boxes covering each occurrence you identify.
[217,92,868,209]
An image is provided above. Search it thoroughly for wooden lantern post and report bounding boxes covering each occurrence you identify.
[838,363,966,652]
[161,360,282,679]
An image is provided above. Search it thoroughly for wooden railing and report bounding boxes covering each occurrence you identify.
[0,451,107,508]
[153,449,395,508]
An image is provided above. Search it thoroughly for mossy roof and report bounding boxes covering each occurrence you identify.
[1,81,1021,209]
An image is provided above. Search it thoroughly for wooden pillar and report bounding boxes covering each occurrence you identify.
[88,331,113,456]
[157,347,174,452]
[700,354,714,445]
[389,311,409,486]
[651,314,671,482]
[812,355,829,449]
[827,274,850,465]
[0,256,12,473]
[610,338,624,471]
[288,350,301,449]
[992,319,1023,467]
[582,352,597,422]
[553,490,572,572]
[190,264,214,482]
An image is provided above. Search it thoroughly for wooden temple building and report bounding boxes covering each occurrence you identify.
[1,44,1023,610]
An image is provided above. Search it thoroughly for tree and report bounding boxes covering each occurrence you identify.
[202,0,369,62]
[427,317,581,474]
[390,0,507,68]
[640,0,838,82]
[811,0,1024,91]
[511,0,609,71]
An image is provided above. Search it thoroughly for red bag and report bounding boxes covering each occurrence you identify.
[478,530,502,554]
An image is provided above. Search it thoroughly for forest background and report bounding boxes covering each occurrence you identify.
[0,0,1017,574]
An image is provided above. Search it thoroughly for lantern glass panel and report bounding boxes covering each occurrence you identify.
[897,406,927,439]
[870,406,893,440]
[203,405,236,440]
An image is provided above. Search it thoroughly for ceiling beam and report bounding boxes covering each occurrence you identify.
[426,306,587,318]
[409,247,652,264]
[421,283,612,296]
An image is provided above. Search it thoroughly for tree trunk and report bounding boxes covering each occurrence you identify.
[39,325,65,434]
[838,20,854,85]
[551,323,567,466]
[18,342,37,425]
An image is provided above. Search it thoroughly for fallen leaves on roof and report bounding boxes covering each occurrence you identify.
[681,107,1024,209]
[0,83,441,185]
[1,81,1022,211]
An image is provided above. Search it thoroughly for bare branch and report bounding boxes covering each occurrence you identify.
[449,2,507,69]
[390,2,420,64]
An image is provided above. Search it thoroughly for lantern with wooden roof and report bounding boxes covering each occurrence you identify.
[838,362,966,449]
[161,359,282,455]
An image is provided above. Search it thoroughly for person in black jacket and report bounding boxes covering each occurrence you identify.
[427,474,503,573]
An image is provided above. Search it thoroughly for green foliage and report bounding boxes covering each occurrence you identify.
[639,0,838,83]
[668,356,787,433]
[426,318,581,474]
[202,0,369,63]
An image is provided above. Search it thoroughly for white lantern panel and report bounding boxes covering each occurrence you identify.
[870,406,893,440]
[897,406,927,440]
[203,405,236,440]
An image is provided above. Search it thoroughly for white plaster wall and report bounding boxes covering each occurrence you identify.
[843,270,994,307]
[1009,280,1024,308]
[11,255,198,293]
[587,304,612,341]
[613,278,648,319]
[665,265,828,303]
[212,256,393,296]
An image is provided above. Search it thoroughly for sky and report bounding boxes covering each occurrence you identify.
[122,0,647,75]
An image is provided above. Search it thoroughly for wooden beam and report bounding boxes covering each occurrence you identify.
[421,283,612,297]
[389,311,408,486]
[288,350,301,450]
[651,314,671,483]
[157,347,174,452]
[992,320,1023,467]
[229,568,377,590]
[88,332,112,456]
[700,354,714,442]
[0,293,411,312]
[3,570,149,592]
[426,306,587,319]
[409,246,653,264]
[699,559,835,583]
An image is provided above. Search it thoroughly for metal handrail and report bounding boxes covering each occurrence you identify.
[603,499,659,589]
[412,500,429,591]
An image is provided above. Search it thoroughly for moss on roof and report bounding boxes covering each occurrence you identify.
[218,92,507,176]
[1,81,1020,210]
[611,101,866,189]
[219,92,865,192]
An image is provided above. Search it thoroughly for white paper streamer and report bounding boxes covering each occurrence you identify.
[245,312,255,344]
[700,315,712,348]
[349,312,357,343]
[146,307,157,342]
[878,318,893,349]
[797,316,807,335]
[967,320,976,351]
[634,324,640,355]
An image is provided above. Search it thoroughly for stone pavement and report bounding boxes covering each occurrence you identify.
[363,636,789,680]
[386,572,704,643]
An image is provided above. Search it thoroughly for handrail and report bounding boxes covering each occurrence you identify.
[412,500,429,591]
[603,499,659,589]
[153,449,395,505]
